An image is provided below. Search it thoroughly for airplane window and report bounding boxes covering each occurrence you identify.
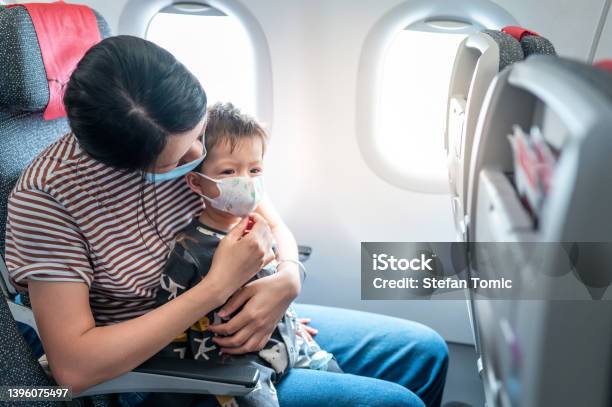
[146,3,257,116]
[376,26,469,189]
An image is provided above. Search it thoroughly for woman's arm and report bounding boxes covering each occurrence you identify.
[29,278,223,394]
[208,197,302,354]
[29,215,274,394]
[256,195,302,290]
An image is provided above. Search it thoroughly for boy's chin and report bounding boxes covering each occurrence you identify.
[212,207,242,221]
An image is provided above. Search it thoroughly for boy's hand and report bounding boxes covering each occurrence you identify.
[203,214,275,305]
[298,318,319,336]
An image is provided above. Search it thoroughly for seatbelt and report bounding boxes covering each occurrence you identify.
[7,1,101,120]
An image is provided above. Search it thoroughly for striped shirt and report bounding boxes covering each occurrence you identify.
[5,133,203,325]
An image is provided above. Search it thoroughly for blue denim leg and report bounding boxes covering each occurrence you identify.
[16,321,44,359]
[14,294,45,360]
[288,304,449,407]
[199,304,447,407]
[117,392,151,407]
[20,301,446,407]
[275,368,425,407]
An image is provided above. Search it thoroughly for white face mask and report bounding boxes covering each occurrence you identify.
[195,173,264,217]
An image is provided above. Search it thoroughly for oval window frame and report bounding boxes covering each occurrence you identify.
[356,0,517,194]
[119,0,273,129]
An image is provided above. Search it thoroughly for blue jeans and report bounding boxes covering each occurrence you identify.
[19,303,448,407]
[185,304,448,407]
[273,304,448,407]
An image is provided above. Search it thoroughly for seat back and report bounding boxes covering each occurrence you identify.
[0,5,110,296]
[446,30,524,241]
[446,27,558,243]
[0,4,111,402]
[467,56,612,406]
[0,295,57,403]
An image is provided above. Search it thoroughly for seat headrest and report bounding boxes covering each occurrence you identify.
[520,35,556,57]
[594,60,612,73]
[502,25,557,58]
[482,30,524,71]
[0,3,111,117]
[502,26,539,41]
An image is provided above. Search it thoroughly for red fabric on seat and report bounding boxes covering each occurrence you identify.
[8,1,101,120]
[594,60,612,72]
[502,26,540,41]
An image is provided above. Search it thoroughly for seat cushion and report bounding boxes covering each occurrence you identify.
[0,110,70,255]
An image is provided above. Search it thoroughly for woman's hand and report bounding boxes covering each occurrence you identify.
[203,213,275,304]
[208,197,302,354]
[208,269,299,354]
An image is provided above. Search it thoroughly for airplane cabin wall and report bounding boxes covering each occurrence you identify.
[492,0,609,61]
[4,0,609,344]
[594,1,612,61]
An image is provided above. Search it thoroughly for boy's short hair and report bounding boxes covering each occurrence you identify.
[203,102,267,156]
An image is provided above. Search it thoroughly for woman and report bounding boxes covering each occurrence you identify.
[5,36,448,407]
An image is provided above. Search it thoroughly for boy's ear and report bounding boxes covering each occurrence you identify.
[185,173,203,195]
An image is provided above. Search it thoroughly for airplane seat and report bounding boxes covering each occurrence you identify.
[502,26,556,58]
[481,30,524,71]
[518,35,556,57]
[594,59,612,72]
[446,25,558,245]
[445,30,528,367]
[0,5,115,405]
[466,55,612,406]
[0,4,259,404]
[446,30,524,242]
[0,4,110,296]
[0,286,60,406]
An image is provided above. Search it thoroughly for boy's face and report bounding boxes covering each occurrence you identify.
[186,135,264,199]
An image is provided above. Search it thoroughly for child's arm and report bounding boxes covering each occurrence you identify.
[254,195,301,291]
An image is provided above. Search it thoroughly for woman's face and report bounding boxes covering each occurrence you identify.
[150,116,207,174]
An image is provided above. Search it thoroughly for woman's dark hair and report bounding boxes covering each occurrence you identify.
[63,36,206,252]
[64,35,207,171]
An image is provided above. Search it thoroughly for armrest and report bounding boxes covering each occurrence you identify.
[135,357,260,387]
[79,358,260,397]
[298,245,312,262]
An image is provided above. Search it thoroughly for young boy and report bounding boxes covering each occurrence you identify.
[154,103,341,407]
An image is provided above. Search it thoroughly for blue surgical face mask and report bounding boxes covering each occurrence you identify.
[144,148,206,183]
